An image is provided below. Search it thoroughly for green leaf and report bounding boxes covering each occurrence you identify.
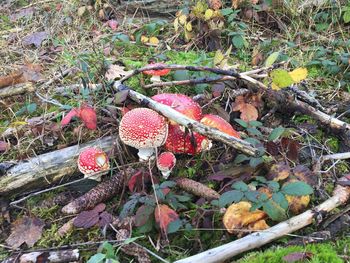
[174,194,191,202]
[167,219,183,234]
[232,181,249,191]
[267,181,280,192]
[270,69,294,89]
[232,35,246,49]
[249,157,263,168]
[272,192,289,210]
[234,154,249,164]
[344,11,350,23]
[219,190,244,207]
[27,103,37,114]
[268,127,285,141]
[281,181,314,196]
[265,52,280,67]
[160,181,176,188]
[248,120,263,127]
[250,202,263,211]
[254,176,267,183]
[247,127,263,137]
[100,242,115,259]
[221,8,233,16]
[123,236,142,245]
[173,70,189,81]
[112,33,130,43]
[87,253,106,263]
[245,191,259,202]
[263,200,287,221]
[234,118,248,128]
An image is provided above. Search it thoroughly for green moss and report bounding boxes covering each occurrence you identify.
[238,242,343,263]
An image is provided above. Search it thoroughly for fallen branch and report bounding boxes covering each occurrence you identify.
[175,184,350,263]
[0,83,35,98]
[61,172,124,214]
[0,136,116,196]
[3,249,79,263]
[113,82,259,156]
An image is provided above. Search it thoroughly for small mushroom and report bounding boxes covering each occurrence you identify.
[77,147,110,181]
[157,152,176,179]
[119,108,168,161]
[143,63,170,83]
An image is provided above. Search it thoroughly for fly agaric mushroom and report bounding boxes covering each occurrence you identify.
[157,152,176,179]
[77,147,110,181]
[165,124,210,155]
[143,62,170,83]
[200,114,240,138]
[119,108,168,161]
[152,93,202,123]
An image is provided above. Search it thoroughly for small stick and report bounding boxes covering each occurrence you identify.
[321,152,350,162]
[113,82,259,156]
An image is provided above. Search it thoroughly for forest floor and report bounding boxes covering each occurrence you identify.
[1,0,350,262]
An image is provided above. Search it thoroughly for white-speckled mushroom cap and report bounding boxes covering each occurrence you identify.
[119,108,168,149]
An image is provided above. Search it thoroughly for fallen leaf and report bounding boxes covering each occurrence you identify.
[223,201,268,236]
[22,31,49,48]
[252,50,263,66]
[78,105,97,130]
[74,210,100,228]
[77,6,86,17]
[208,0,222,10]
[135,205,154,227]
[281,138,300,161]
[267,162,291,181]
[154,204,179,234]
[105,64,130,80]
[149,36,159,45]
[270,69,294,89]
[240,103,258,122]
[114,90,129,104]
[10,7,35,22]
[98,211,113,227]
[286,194,310,214]
[283,252,313,262]
[265,52,279,67]
[293,165,317,186]
[289,67,308,83]
[0,64,43,88]
[6,216,45,248]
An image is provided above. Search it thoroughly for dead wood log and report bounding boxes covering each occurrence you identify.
[61,172,124,214]
[113,82,259,156]
[0,83,35,98]
[3,249,79,263]
[0,136,117,196]
[175,184,350,263]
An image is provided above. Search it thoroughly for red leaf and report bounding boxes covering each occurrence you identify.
[128,170,155,192]
[135,205,154,227]
[61,109,78,127]
[154,204,179,234]
[0,141,10,153]
[78,105,97,130]
[107,19,118,30]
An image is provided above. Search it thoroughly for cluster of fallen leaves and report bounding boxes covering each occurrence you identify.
[0,64,43,89]
[232,93,262,122]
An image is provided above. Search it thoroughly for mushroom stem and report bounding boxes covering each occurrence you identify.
[138,148,155,161]
[161,170,171,179]
[150,75,161,83]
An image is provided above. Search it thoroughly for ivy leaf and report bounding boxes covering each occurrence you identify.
[265,52,280,67]
[219,190,244,207]
[263,200,287,221]
[270,69,294,89]
[281,181,314,196]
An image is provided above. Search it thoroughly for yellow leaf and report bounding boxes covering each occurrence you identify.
[174,18,179,32]
[140,35,149,43]
[288,68,308,83]
[178,15,187,25]
[205,9,214,20]
[213,50,224,65]
[271,82,280,90]
[185,22,193,32]
[149,37,159,45]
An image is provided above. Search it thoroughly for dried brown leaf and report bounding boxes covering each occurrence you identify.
[240,103,258,122]
[105,64,130,80]
[283,252,313,262]
[208,0,222,10]
[22,31,49,48]
[267,162,291,181]
[6,216,45,248]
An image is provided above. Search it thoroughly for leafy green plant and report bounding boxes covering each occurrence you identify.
[214,178,313,221]
[221,8,248,49]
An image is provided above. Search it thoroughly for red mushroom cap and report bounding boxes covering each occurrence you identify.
[143,63,171,76]
[200,114,240,138]
[157,152,176,178]
[152,93,202,122]
[78,148,110,181]
[119,108,168,160]
[165,124,210,155]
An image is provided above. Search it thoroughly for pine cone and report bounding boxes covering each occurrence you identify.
[176,178,220,200]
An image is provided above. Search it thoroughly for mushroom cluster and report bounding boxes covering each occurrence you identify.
[118,93,240,179]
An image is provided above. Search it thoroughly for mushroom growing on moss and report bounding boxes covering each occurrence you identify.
[143,62,170,83]
[119,108,168,161]
[77,147,110,181]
